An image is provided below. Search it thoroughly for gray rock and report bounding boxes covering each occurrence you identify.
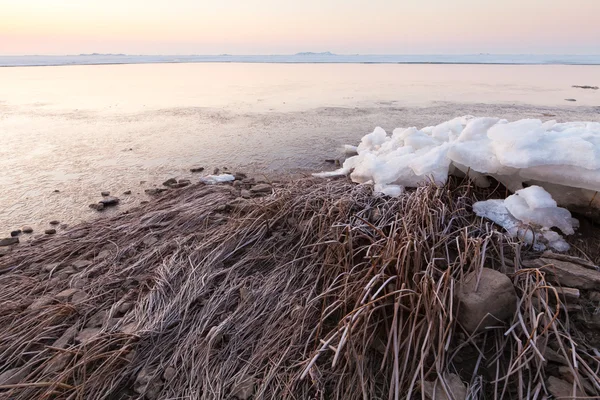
[250,184,272,194]
[523,258,600,289]
[22,226,33,233]
[123,190,132,195]
[101,191,110,196]
[162,178,178,187]
[118,301,133,314]
[457,268,518,333]
[190,166,205,173]
[99,196,120,206]
[89,203,105,211]
[0,237,19,246]
[546,376,584,398]
[234,172,248,180]
[0,367,30,386]
[241,189,251,199]
[10,230,21,237]
[45,229,57,235]
[49,220,60,225]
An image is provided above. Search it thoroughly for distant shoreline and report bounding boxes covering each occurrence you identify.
[2,54,600,67]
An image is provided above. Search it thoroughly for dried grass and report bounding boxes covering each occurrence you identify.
[0,177,598,399]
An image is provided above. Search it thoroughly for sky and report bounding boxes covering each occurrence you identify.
[1,0,599,55]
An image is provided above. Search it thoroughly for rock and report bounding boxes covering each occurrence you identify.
[97,249,111,259]
[75,328,101,344]
[134,368,163,399]
[140,200,150,204]
[190,166,205,173]
[44,353,72,373]
[0,237,19,246]
[43,263,61,273]
[523,258,600,289]
[71,290,87,303]
[178,179,191,186]
[99,196,120,206]
[53,325,78,348]
[162,178,178,187]
[72,277,88,289]
[422,373,467,400]
[0,367,30,386]
[101,191,110,196]
[86,310,108,328]
[546,376,584,398]
[60,266,77,275]
[118,302,133,314]
[0,247,10,257]
[50,220,60,225]
[72,260,92,271]
[250,184,272,194]
[28,296,53,310]
[457,268,518,333]
[234,172,247,180]
[56,288,82,301]
[54,189,60,193]
[213,167,220,174]
[163,366,176,381]
[241,189,251,199]
[143,236,159,246]
[123,190,132,195]
[231,374,255,400]
[45,229,57,235]
[10,230,21,237]
[242,178,256,185]
[89,203,105,211]
[121,322,137,335]
[565,98,577,102]
[145,188,167,196]
[22,226,33,233]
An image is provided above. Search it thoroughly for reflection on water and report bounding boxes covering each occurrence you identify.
[0,63,599,234]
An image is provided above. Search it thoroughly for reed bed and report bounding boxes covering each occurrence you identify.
[0,177,598,399]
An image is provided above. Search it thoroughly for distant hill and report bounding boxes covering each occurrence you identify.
[294,52,336,56]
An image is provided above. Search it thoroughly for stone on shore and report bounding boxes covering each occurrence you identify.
[190,166,205,173]
[45,229,57,235]
[457,268,518,333]
[89,203,105,211]
[145,188,167,196]
[0,237,19,246]
[123,190,132,195]
[162,178,178,187]
[101,191,110,196]
[10,230,21,237]
[250,184,273,194]
[22,226,33,233]
[49,220,60,225]
[99,196,120,206]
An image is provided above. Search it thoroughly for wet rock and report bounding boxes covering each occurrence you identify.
[162,178,178,187]
[457,268,518,333]
[72,260,92,271]
[10,230,21,237]
[89,203,105,211]
[45,229,57,235]
[75,327,101,344]
[123,190,132,195]
[190,166,205,173]
[145,188,167,196]
[523,258,600,289]
[99,196,120,206]
[101,191,110,196]
[53,325,78,348]
[250,183,272,194]
[50,220,60,225]
[0,237,19,246]
[0,366,31,386]
[422,373,467,400]
[22,226,33,234]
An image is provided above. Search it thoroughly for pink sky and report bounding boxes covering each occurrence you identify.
[1,0,599,55]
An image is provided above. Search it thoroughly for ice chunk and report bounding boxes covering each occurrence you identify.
[199,174,235,184]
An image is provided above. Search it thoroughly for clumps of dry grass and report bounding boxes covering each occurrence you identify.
[0,177,598,399]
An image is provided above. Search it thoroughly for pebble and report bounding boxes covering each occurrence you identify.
[101,191,110,196]
[123,190,132,195]
[163,178,178,187]
[234,172,248,180]
[89,203,105,211]
[53,189,60,193]
[99,196,120,206]
[45,229,57,235]
[190,166,205,173]
[22,226,33,233]
[140,200,150,204]
[10,230,21,237]
[250,183,273,194]
[0,237,19,246]
[49,220,60,225]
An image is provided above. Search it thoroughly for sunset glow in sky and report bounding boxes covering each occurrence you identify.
[1,0,599,55]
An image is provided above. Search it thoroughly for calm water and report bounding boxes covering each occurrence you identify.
[1,63,599,234]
